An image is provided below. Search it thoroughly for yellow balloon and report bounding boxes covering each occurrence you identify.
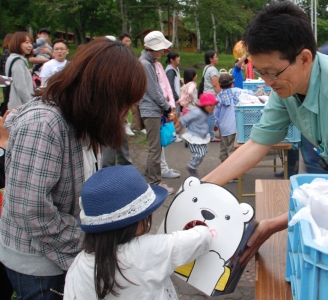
[233,41,247,59]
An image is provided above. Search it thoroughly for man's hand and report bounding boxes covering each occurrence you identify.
[239,219,272,267]
[163,107,172,118]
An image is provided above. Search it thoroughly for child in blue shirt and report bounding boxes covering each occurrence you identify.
[215,74,254,182]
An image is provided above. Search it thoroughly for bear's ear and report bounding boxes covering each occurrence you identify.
[182,176,201,191]
[239,203,255,222]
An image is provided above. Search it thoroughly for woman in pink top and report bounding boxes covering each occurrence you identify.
[154,60,181,179]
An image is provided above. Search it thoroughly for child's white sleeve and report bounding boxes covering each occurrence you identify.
[168,226,212,270]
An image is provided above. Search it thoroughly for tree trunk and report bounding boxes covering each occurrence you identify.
[194,0,201,53]
[65,26,69,44]
[74,28,81,45]
[158,7,164,33]
[119,0,128,33]
[211,14,218,52]
[172,10,179,50]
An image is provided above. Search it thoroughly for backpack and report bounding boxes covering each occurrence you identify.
[178,82,197,108]
[1,57,21,116]
[197,65,210,99]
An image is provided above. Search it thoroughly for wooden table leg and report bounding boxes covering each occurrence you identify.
[238,176,242,202]
[283,149,288,179]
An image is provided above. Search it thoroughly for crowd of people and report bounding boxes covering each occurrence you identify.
[0,1,328,299]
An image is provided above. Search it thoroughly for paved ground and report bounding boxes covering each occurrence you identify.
[128,132,284,300]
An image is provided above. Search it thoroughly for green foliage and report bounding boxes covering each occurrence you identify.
[317,18,328,47]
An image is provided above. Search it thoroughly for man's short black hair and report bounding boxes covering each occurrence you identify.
[242,2,316,62]
[52,39,68,49]
[39,28,51,35]
[119,33,131,41]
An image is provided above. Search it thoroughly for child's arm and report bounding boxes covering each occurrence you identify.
[168,225,212,269]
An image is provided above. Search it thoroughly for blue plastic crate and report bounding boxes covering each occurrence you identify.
[286,174,328,300]
[235,105,301,143]
[242,80,271,93]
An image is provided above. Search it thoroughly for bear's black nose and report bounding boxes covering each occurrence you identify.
[201,210,215,220]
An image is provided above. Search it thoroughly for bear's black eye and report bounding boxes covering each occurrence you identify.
[192,197,198,203]
[225,215,230,220]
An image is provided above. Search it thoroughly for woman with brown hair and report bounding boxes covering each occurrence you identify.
[0,33,13,116]
[5,31,34,110]
[0,33,13,75]
[0,37,146,299]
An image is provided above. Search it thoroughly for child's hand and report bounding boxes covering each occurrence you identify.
[0,110,10,149]
[183,220,208,230]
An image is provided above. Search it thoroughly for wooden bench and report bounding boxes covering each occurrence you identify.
[234,140,292,201]
[255,179,292,300]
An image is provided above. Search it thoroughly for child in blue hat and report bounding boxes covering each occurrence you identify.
[64,165,212,299]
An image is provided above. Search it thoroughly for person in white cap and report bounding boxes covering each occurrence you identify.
[139,31,175,194]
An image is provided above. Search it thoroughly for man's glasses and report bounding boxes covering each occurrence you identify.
[253,47,305,80]
[53,48,67,51]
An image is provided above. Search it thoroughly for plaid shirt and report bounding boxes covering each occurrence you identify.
[0,98,85,274]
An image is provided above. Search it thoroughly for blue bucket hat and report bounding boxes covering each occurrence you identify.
[79,165,168,233]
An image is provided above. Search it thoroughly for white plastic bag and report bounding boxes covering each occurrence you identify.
[238,94,264,106]
[289,178,328,247]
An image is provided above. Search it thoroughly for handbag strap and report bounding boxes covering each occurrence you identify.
[8,57,22,77]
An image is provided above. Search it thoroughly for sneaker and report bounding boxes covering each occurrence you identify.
[228,178,238,183]
[125,123,135,136]
[133,128,147,134]
[159,182,174,195]
[210,137,221,142]
[171,168,181,175]
[175,137,182,143]
[187,166,198,177]
[161,169,180,178]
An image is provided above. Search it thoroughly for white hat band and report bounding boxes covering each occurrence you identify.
[79,186,156,226]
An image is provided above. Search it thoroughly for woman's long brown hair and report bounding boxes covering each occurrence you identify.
[35,38,146,151]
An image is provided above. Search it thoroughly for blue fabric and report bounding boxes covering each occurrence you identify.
[232,65,244,89]
[188,143,209,169]
[180,107,209,139]
[79,166,168,233]
[5,267,65,300]
[215,88,254,136]
[207,113,215,139]
[300,135,328,174]
[160,121,176,147]
[0,263,13,300]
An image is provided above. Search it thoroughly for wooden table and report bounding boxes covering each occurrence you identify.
[234,140,292,201]
[255,179,292,300]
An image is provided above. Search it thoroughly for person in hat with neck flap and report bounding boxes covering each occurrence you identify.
[178,93,218,177]
[138,31,176,194]
[64,165,212,299]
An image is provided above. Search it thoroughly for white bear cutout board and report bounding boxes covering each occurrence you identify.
[164,176,256,297]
